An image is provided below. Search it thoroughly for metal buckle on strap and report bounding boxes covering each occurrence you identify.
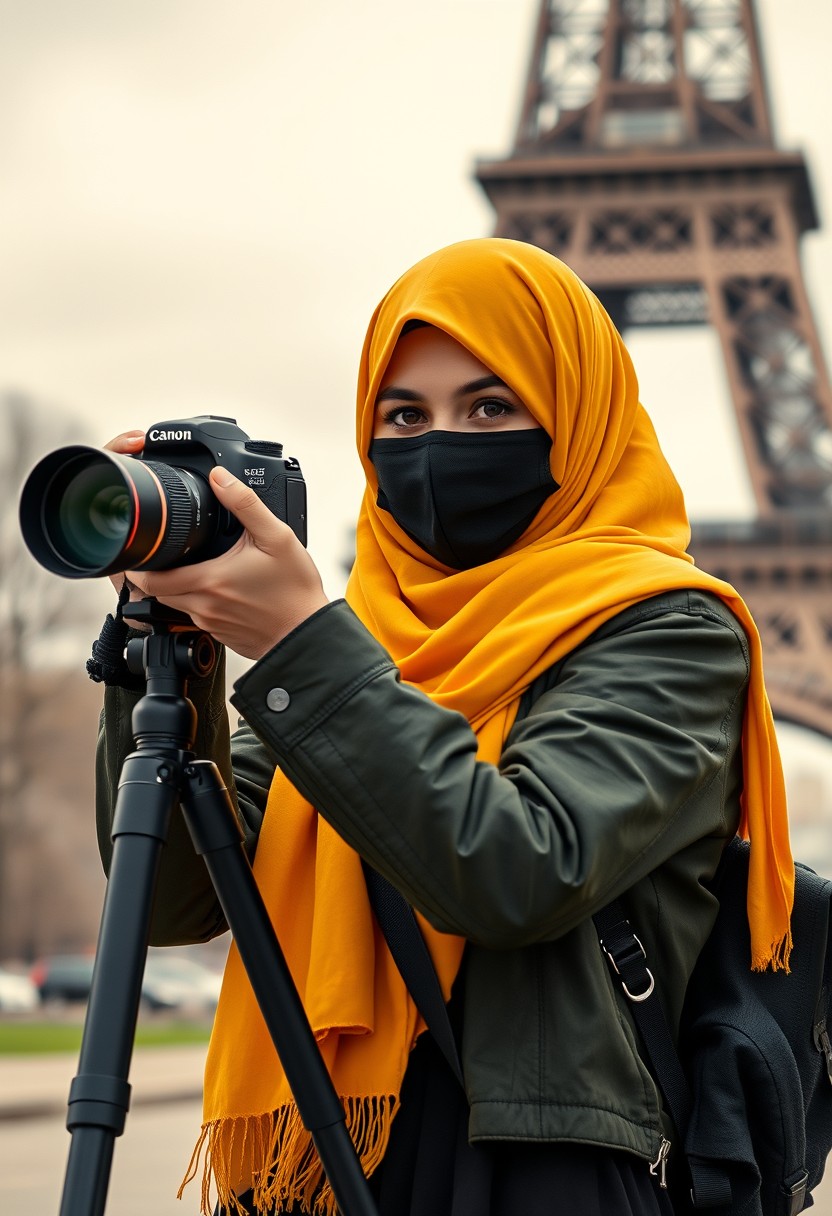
[621,968,655,1002]
[783,1171,809,1216]
[601,932,656,1002]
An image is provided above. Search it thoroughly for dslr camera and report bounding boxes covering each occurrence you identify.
[19,415,307,578]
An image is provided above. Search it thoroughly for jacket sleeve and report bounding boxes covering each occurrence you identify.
[94,642,276,945]
[231,593,749,949]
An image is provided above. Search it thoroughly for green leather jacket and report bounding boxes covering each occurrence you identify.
[96,588,748,1182]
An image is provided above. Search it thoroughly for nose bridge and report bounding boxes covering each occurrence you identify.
[428,397,469,432]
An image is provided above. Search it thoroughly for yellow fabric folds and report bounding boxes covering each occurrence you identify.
[190,239,794,1214]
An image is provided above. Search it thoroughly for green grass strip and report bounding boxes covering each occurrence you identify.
[0,1021,211,1055]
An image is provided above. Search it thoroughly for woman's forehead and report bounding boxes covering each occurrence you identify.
[378,325,498,390]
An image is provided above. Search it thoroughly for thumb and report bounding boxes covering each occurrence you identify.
[209,466,281,544]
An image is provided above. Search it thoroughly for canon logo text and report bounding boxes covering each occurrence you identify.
[148,428,192,441]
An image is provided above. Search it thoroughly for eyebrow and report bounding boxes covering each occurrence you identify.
[375,373,512,406]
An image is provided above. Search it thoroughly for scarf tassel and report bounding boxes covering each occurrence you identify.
[752,927,793,975]
[179,1095,399,1216]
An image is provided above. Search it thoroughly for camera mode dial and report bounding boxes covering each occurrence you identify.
[244,441,284,457]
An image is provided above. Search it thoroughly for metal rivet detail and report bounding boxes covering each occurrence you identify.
[266,687,291,713]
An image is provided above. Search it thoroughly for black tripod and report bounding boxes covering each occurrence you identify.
[59,600,378,1216]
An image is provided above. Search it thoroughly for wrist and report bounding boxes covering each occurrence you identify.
[256,592,331,659]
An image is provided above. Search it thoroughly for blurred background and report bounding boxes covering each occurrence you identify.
[3,0,832,967]
[1,0,832,1208]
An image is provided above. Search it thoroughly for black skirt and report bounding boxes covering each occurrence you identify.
[224,1031,676,1216]
[368,1030,676,1216]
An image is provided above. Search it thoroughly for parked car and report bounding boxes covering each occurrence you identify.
[30,950,223,1011]
[141,951,223,1012]
[30,954,95,1004]
[0,966,40,1012]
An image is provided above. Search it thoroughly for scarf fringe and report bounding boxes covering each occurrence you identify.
[179,1094,399,1216]
[751,928,793,974]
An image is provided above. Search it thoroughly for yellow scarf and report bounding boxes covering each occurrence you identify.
[185,239,794,1215]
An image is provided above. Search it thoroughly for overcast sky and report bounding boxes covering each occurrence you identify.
[3,0,832,782]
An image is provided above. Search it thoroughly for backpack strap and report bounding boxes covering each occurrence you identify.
[593,899,694,1136]
[593,899,732,1209]
[363,864,465,1088]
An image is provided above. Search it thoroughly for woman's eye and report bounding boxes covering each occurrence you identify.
[472,398,515,420]
[384,406,426,429]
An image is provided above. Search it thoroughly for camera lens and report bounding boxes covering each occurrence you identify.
[55,462,134,569]
[19,446,218,578]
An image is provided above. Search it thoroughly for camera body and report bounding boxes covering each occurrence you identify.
[19,414,307,579]
[139,414,307,558]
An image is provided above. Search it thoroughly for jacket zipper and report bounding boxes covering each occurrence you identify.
[814,1016,832,1085]
[649,1137,671,1189]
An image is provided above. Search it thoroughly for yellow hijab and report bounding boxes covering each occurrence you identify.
[186,239,793,1216]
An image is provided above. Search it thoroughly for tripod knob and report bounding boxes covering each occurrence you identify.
[126,630,217,681]
[176,632,216,677]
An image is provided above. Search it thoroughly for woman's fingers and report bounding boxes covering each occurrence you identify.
[103,430,145,455]
[207,467,288,554]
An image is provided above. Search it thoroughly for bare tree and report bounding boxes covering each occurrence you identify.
[0,391,102,958]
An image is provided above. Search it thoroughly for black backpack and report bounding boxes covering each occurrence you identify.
[596,837,832,1215]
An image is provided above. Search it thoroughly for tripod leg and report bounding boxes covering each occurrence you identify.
[59,753,180,1216]
[181,760,378,1216]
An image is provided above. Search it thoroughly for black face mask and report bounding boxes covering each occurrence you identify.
[369,429,558,570]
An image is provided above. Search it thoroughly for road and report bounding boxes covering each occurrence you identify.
[6,1095,832,1215]
[0,1098,206,1215]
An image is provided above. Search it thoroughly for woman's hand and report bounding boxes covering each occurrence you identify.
[124,466,329,660]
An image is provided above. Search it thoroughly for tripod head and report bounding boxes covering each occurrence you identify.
[121,596,216,683]
[113,596,218,747]
[121,593,196,631]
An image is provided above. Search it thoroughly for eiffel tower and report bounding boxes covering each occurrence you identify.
[475,0,832,739]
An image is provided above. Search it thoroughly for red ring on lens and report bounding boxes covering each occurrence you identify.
[123,474,140,551]
[132,464,168,565]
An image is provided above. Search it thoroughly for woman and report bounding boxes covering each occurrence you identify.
[96,238,793,1216]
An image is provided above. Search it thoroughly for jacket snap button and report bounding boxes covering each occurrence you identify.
[266,687,291,712]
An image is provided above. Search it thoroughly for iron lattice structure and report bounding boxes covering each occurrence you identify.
[476,0,832,738]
